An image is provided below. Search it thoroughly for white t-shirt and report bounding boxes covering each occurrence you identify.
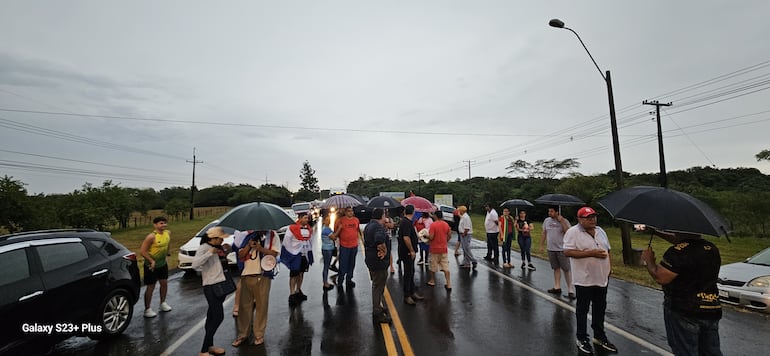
[563,224,611,287]
[484,209,499,233]
[458,213,473,235]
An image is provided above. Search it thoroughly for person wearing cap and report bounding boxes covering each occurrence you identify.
[457,205,477,269]
[640,228,723,356]
[563,206,618,354]
[191,227,232,356]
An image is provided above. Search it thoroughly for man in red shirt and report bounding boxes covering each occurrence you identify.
[332,207,362,288]
[426,210,452,291]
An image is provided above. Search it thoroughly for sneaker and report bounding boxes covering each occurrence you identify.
[159,302,172,312]
[568,292,576,300]
[346,280,356,288]
[527,264,536,271]
[547,288,562,294]
[404,296,416,305]
[576,338,593,354]
[143,308,157,318]
[329,265,339,272]
[521,262,526,268]
[592,338,618,353]
[374,312,392,324]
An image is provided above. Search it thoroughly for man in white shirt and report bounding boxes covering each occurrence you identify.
[457,206,477,269]
[483,203,500,264]
[563,207,617,354]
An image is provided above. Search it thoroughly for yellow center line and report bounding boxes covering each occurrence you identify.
[381,322,398,355]
[383,287,415,356]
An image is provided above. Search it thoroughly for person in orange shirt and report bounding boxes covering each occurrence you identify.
[332,207,362,288]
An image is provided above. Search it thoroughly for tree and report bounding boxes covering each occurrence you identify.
[757,149,770,161]
[0,175,30,232]
[299,161,319,192]
[506,158,581,179]
[164,198,191,219]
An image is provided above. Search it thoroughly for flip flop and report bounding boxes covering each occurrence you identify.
[426,281,435,287]
[231,337,246,347]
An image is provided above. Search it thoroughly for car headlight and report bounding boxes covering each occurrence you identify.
[747,275,770,289]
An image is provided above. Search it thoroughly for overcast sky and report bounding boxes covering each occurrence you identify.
[2,1,769,195]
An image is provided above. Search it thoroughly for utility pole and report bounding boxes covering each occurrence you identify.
[462,160,474,180]
[643,100,673,188]
[417,172,423,194]
[186,148,203,220]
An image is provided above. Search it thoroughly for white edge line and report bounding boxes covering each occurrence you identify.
[160,293,235,356]
[480,264,673,356]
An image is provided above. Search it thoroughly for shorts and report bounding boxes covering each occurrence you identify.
[430,253,449,272]
[143,263,169,285]
[289,256,309,277]
[548,251,571,272]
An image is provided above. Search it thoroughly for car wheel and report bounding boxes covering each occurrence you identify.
[89,289,133,340]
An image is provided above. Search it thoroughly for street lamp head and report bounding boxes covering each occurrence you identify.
[549,19,565,28]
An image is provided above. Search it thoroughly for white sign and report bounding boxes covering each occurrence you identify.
[434,194,453,206]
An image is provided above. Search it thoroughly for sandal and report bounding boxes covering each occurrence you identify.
[232,310,238,317]
[231,337,246,347]
[426,281,435,287]
[254,337,264,346]
[208,346,226,355]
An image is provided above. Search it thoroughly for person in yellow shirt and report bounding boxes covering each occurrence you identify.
[140,216,172,318]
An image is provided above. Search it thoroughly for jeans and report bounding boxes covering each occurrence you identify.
[402,254,416,296]
[664,306,723,356]
[575,285,608,341]
[201,284,225,353]
[518,235,532,263]
[370,269,389,315]
[502,232,514,263]
[338,246,358,284]
[486,232,499,262]
[322,249,333,283]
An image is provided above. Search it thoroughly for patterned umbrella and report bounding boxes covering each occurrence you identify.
[401,196,436,213]
[321,194,362,209]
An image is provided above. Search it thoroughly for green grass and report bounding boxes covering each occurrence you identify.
[468,214,770,289]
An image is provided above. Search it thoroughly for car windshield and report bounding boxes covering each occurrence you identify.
[747,248,770,266]
[292,203,311,212]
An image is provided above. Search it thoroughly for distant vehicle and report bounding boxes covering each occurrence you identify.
[0,229,141,354]
[291,201,321,224]
[718,246,770,313]
[434,204,457,229]
[329,187,346,196]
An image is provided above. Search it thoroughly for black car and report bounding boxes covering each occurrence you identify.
[0,229,141,354]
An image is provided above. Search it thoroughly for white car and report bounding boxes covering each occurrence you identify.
[434,204,457,229]
[178,220,237,271]
[717,246,770,313]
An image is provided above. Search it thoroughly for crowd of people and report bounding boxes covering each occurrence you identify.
[143,199,722,356]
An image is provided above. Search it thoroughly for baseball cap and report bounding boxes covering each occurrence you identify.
[577,207,598,218]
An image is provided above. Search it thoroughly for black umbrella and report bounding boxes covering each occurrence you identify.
[597,186,730,238]
[216,202,296,231]
[535,193,585,206]
[367,196,402,209]
[500,199,534,210]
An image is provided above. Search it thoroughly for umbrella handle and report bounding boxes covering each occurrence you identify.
[647,232,654,248]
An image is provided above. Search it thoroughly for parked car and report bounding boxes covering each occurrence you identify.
[434,204,457,230]
[178,220,236,271]
[0,229,141,354]
[718,246,770,313]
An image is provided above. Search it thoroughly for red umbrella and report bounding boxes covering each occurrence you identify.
[401,196,436,213]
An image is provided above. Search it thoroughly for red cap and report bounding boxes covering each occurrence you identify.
[577,207,597,218]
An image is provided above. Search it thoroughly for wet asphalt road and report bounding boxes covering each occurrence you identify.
[44,233,770,356]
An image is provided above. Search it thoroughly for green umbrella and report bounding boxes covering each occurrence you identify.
[216,202,295,231]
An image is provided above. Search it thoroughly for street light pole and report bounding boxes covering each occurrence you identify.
[549,19,634,264]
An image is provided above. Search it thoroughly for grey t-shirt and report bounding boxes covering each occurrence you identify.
[543,217,570,251]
